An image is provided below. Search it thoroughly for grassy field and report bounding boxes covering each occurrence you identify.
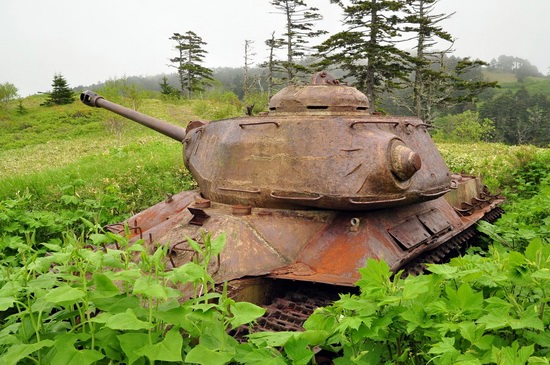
[0,93,244,213]
[483,70,550,97]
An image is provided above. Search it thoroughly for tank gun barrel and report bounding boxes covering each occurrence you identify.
[80,90,187,142]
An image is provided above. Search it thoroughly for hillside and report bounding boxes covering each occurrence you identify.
[0,93,246,210]
[483,70,550,97]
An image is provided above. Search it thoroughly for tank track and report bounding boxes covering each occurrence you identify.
[233,206,505,339]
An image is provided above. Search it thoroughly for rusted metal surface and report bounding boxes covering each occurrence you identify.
[185,114,451,210]
[110,176,503,288]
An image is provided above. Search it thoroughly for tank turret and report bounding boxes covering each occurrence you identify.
[82,72,451,210]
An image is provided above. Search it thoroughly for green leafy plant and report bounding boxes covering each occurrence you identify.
[0,231,267,364]
[301,243,549,364]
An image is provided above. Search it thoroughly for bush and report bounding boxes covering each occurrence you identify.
[432,111,495,143]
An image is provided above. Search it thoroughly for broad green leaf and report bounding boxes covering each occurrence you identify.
[105,308,153,330]
[283,335,313,365]
[337,295,377,315]
[509,305,544,330]
[296,330,330,346]
[118,332,149,365]
[27,274,58,292]
[429,337,460,364]
[524,239,543,263]
[92,294,140,313]
[454,355,483,365]
[153,305,193,327]
[136,328,183,362]
[199,320,239,353]
[234,344,287,365]
[91,272,120,298]
[247,331,295,347]
[43,285,85,306]
[335,316,365,332]
[210,232,227,256]
[528,356,550,364]
[229,301,266,328]
[459,321,484,345]
[94,327,124,362]
[186,236,202,254]
[426,263,458,276]
[112,268,142,282]
[492,342,534,365]
[401,302,431,333]
[128,242,146,252]
[106,231,130,244]
[185,343,234,365]
[356,259,392,291]
[169,262,207,284]
[401,275,431,300]
[133,276,174,300]
[0,339,54,365]
[41,241,62,251]
[89,233,113,245]
[532,269,550,280]
[89,312,112,324]
[0,297,15,311]
[303,310,338,332]
[445,283,483,316]
[50,347,104,365]
[0,281,23,297]
[477,309,511,330]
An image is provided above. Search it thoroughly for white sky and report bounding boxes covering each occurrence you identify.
[1,0,549,97]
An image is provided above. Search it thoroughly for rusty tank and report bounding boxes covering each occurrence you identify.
[80,72,504,331]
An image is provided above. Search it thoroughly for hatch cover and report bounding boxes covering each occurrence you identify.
[388,216,431,250]
[418,208,452,235]
[388,208,451,250]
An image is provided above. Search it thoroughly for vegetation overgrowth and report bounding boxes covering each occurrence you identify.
[1,94,549,364]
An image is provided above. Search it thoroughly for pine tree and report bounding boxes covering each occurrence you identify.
[169,31,213,98]
[42,74,74,106]
[396,1,497,123]
[159,76,178,97]
[316,0,413,111]
[261,31,286,101]
[270,0,327,84]
[243,40,256,101]
[403,0,454,121]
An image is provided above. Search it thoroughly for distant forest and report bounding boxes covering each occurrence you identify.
[74,54,546,101]
[72,52,550,147]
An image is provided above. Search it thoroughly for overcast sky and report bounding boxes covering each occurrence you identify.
[2,0,549,97]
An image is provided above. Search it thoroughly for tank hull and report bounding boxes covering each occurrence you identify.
[111,175,503,288]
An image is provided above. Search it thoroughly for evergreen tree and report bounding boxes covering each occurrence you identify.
[403,0,453,121]
[270,0,327,84]
[243,40,256,101]
[316,0,413,111]
[159,76,178,97]
[261,31,286,101]
[42,74,75,106]
[169,31,213,98]
[399,1,497,123]
[16,99,27,115]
